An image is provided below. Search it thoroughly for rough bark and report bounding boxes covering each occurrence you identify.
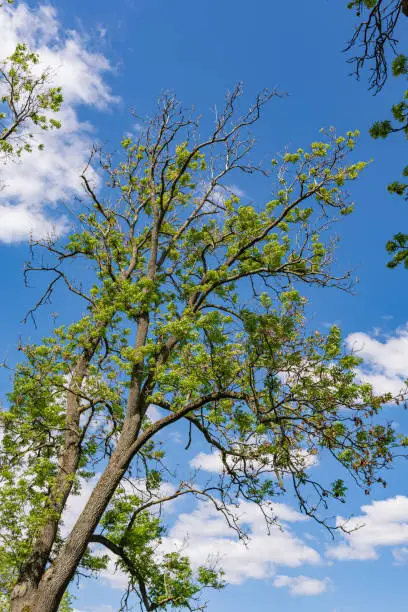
[11,413,141,611]
[10,346,102,611]
[7,90,280,611]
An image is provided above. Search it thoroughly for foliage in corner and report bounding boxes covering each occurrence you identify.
[0,43,63,160]
[345,0,408,268]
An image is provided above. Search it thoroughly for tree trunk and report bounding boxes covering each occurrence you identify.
[10,414,142,612]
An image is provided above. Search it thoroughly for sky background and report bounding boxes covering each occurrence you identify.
[1,1,408,611]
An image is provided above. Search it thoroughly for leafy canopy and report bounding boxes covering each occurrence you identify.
[1,88,402,611]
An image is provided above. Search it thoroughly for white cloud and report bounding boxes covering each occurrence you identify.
[0,3,117,243]
[208,184,245,206]
[0,4,116,108]
[65,481,320,592]
[62,474,100,537]
[168,430,183,444]
[327,496,408,561]
[160,499,320,585]
[97,25,108,40]
[346,326,408,396]
[0,202,66,243]
[199,182,245,213]
[62,474,176,538]
[146,404,163,421]
[272,574,330,596]
[189,447,318,475]
[190,450,224,473]
[98,552,128,590]
[77,497,316,589]
[392,547,408,566]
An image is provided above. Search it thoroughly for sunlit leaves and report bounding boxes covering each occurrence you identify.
[0,43,63,159]
[1,91,396,609]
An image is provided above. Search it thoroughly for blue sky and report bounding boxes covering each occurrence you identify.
[1,1,408,611]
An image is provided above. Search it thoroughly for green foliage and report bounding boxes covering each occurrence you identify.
[393,55,408,78]
[347,0,377,11]
[386,232,408,268]
[0,91,399,610]
[57,592,75,612]
[99,486,224,609]
[0,43,63,159]
[372,57,408,264]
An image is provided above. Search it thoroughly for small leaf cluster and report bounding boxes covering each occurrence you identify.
[0,43,63,158]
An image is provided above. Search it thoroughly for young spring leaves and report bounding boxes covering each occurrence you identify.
[0,43,63,160]
[0,88,399,612]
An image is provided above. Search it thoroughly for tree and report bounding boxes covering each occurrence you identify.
[345,1,408,266]
[0,43,63,162]
[1,85,398,612]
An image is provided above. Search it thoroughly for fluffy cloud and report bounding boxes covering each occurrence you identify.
[346,326,408,396]
[189,450,225,473]
[0,3,117,243]
[189,448,318,475]
[160,499,320,585]
[272,574,331,596]
[72,496,324,593]
[65,476,322,590]
[69,478,408,597]
[327,496,408,561]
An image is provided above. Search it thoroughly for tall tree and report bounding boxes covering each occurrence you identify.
[1,86,399,612]
[345,0,408,266]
